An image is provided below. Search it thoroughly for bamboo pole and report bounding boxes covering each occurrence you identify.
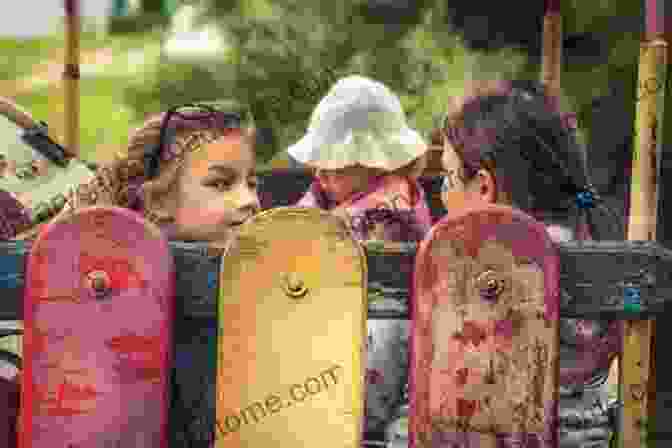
[540,0,562,107]
[539,4,565,446]
[47,52,65,151]
[619,1,667,447]
[63,0,80,158]
[653,5,672,447]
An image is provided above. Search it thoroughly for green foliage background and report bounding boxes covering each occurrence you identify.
[125,0,520,164]
[122,0,644,175]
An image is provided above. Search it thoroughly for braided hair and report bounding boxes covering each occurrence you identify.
[442,79,623,241]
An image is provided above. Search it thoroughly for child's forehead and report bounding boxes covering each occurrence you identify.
[186,136,254,173]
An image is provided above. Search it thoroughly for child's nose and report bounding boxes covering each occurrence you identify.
[236,185,260,213]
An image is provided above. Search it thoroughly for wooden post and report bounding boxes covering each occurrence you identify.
[47,50,65,151]
[654,2,672,444]
[619,1,666,447]
[63,0,80,158]
[540,0,562,107]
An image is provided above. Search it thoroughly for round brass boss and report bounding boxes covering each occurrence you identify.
[281,272,309,299]
[476,269,504,302]
[86,270,111,299]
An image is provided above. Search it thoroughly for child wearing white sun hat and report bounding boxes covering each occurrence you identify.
[288,75,431,444]
[288,75,432,242]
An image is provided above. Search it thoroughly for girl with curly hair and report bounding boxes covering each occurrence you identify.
[14,102,261,447]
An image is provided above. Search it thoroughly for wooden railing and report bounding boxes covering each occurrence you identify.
[1,239,671,322]
[1,170,669,446]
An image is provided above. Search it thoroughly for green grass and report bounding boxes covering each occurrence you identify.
[4,30,164,163]
[14,76,140,162]
[0,37,61,81]
[0,31,118,80]
[0,29,163,75]
[86,29,165,55]
[1,25,285,168]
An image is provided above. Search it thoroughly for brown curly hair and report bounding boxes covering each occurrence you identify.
[15,110,256,239]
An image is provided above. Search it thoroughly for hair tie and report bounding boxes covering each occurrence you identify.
[575,186,597,209]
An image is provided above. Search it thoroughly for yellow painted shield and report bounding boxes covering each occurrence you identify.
[216,207,367,448]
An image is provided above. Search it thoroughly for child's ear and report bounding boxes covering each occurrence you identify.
[244,126,257,145]
[475,168,498,203]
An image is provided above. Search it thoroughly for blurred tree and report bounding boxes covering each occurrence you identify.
[125,0,462,164]
[124,0,645,178]
[441,0,643,194]
[141,0,165,14]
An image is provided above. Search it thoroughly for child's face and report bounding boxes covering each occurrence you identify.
[316,164,380,204]
[172,134,260,242]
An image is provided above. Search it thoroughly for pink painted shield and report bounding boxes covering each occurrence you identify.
[19,206,174,448]
[410,204,560,448]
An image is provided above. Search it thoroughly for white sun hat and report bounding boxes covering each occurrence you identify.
[286,75,428,171]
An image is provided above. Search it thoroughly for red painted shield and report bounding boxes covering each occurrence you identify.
[20,206,174,448]
[410,204,560,448]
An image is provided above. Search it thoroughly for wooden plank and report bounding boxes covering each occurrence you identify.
[2,240,672,322]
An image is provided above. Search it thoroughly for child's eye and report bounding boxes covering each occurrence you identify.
[248,178,259,189]
[211,179,234,191]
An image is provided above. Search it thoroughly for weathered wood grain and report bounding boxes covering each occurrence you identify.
[2,239,672,321]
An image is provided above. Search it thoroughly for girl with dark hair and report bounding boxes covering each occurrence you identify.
[433,79,622,448]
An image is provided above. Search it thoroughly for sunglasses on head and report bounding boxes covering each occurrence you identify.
[144,102,250,180]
